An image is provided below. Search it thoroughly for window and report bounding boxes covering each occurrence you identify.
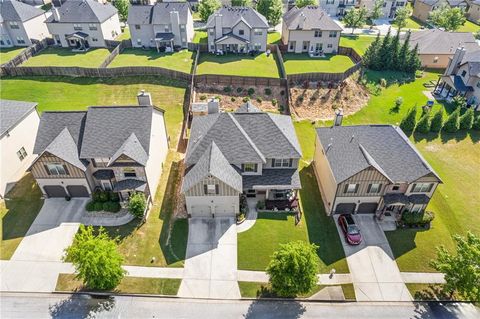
[92,37,98,42]
[89,24,97,30]
[461,70,467,77]
[123,168,137,177]
[329,31,337,38]
[326,0,334,4]
[327,43,333,48]
[135,24,141,30]
[412,183,433,193]
[476,81,480,88]
[239,29,244,35]
[314,30,322,38]
[209,29,214,35]
[392,184,400,191]
[243,163,258,172]
[433,56,439,63]
[180,24,185,30]
[210,44,215,50]
[46,163,67,175]
[303,41,309,50]
[289,41,295,50]
[367,183,381,194]
[254,29,262,36]
[16,37,25,44]
[273,159,291,168]
[254,43,261,50]
[397,1,405,6]
[137,39,142,45]
[344,183,358,194]
[9,21,19,29]
[204,181,219,195]
[16,147,27,161]
[164,25,170,32]
[73,24,82,31]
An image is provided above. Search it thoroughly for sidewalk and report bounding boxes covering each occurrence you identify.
[236,198,258,233]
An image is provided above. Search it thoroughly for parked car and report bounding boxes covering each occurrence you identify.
[338,214,362,245]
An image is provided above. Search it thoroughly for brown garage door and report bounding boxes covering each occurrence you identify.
[44,185,68,198]
[335,203,356,214]
[66,185,89,197]
[357,203,378,214]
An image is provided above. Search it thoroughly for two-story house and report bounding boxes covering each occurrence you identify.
[46,0,121,51]
[29,91,169,203]
[206,6,269,54]
[282,6,342,54]
[413,0,468,23]
[313,120,442,221]
[318,0,357,17]
[0,100,40,198]
[434,46,480,110]
[0,0,50,48]
[181,102,302,218]
[127,2,194,50]
[357,0,407,19]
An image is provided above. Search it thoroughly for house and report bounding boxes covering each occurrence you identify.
[282,6,342,54]
[46,0,121,51]
[313,119,442,221]
[413,0,468,23]
[467,0,480,23]
[20,0,51,6]
[29,92,169,202]
[357,0,407,18]
[317,0,357,17]
[0,100,40,198]
[181,102,302,218]
[127,2,194,50]
[434,46,480,110]
[0,0,50,48]
[404,29,477,68]
[206,6,269,54]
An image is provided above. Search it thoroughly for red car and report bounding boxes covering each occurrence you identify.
[338,214,362,245]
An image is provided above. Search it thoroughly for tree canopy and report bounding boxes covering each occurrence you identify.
[231,0,250,6]
[113,0,129,22]
[429,4,466,31]
[343,7,368,34]
[295,0,316,8]
[393,6,411,30]
[198,0,221,22]
[256,0,283,26]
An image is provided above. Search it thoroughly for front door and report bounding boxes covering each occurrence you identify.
[315,43,323,52]
[102,181,112,191]
[302,41,309,52]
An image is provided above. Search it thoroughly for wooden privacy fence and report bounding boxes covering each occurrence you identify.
[195,74,284,87]
[288,63,362,83]
[2,38,50,68]
[99,39,131,68]
[188,42,208,52]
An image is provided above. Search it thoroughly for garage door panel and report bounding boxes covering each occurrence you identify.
[215,204,235,217]
[335,203,356,214]
[66,185,89,197]
[44,186,68,198]
[191,205,211,217]
[357,202,378,214]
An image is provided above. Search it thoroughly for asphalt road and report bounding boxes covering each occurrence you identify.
[1,293,479,319]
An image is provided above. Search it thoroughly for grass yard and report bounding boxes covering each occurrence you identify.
[56,273,181,295]
[196,53,280,78]
[116,27,131,41]
[193,31,207,44]
[267,32,282,44]
[457,20,480,33]
[283,54,355,74]
[0,47,24,64]
[238,282,355,299]
[394,17,425,30]
[22,47,111,67]
[340,35,377,56]
[108,49,195,73]
[0,174,44,260]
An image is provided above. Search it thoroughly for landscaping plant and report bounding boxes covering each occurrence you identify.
[198,0,221,22]
[415,112,431,133]
[113,0,129,22]
[452,95,467,109]
[393,6,411,31]
[64,225,126,290]
[257,0,283,26]
[442,108,460,133]
[400,106,417,132]
[128,192,147,219]
[473,115,480,130]
[430,109,444,132]
[429,4,466,31]
[343,7,368,34]
[459,107,474,130]
[266,241,319,297]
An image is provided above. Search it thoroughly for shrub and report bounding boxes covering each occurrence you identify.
[271,98,277,106]
[256,200,265,210]
[239,194,248,215]
[243,97,250,102]
[109,192,120,202]
[402,211,435,226]
[223,86,232,93]
[86,200,96,212]
[278,105,284,112]
[415,112,431,133]
[443,108,460,133]
[379,78,387,87]
[247,88,255,95]
[473,115,480,130]
[430,109,443,132]
[264,88,272,95]
[103,201,121,213]
[236,87,243,93]
[231,97,236,102]
[93,190,109,202]
[199,95,207,101]
[128,192,147,218]
[256,97,262,103]
[395,97,403,108]
[459,107,474,130]
[452,95,467,109]
[400,107,417,132]
[94,202,104,211]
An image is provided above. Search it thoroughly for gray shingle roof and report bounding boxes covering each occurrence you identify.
[42,127,87,171]
[0,99,37,137]
[406,30,477,55]
[108,132,149,166]
[127,2,191,25]
[460,47,480,76]
[283,6,342,31]
[315,125,442,184]
[182,141,242,193]
[46,0,118,23]
[0,0,46,22]
[206,6,268,29]
[113,179,147,192]
[243,169,301,189]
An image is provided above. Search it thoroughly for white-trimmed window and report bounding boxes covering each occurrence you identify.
[327,43,333,48]
[180,24,185,30]
[46,163,67,175]
[137,38,142,45]
[367,183,381,194]
[123,168,137,178]
[164,25,170,32]
[254,29,262,36]
[239,29,244,35]
[89,23,97,30]
[16,37,25,44]
[9,21,19,29]
[204,180,219,195]
[329,31,337,38]
[314,30,322,38]
[92,37,98,42]
[411,183,433,193]
[344,183,358,194]
[16,147,27,161]
[73,24,82,31]
[209,29,214,35]
[243,163,258,172]
[273,159,291,168]
[254,43,261,50]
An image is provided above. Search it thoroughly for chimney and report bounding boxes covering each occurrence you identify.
[445,47,466,76]
[207,98,219,114]
[170,10,180,45]
[52,7,60,22]
[137,90,152,106]
[215,14,223,39]
[333,108,343,126]
[299,13,306,29]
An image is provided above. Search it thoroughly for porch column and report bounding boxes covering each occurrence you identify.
[434,76,441,90]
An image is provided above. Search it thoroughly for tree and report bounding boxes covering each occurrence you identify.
[430,109,443,132]
[473,114,480,130]
[459,107,474,130]
[369,0,384,28]
[400,106,417,132]
[231,0,250,6]
[393,6,411,31]
[128,192,147,218]
[452,95,467,109]
[415,112,431,133]
[362,33,381,68]
[429,4,466,31]
[295,0,316,8]
[65,225,126,290]
[113,0,129,22]
[406,43,421,73]
[430,232,480,301]
[398,30,411,71]
[257,0,283,26]
[442,108,460,132]
[390,31,401,70]
[377,28,392,70]
[266,241,319,297]
[343,7,368,34]
[198,0,221,22]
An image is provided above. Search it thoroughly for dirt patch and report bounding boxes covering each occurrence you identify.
[290,75,370,121]
[194,83,287,113]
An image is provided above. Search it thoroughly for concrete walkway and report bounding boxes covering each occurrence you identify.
[402,272,446,284]
[236,198,258,233]
[81,209,135,227]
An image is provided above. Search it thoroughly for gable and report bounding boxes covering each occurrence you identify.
[30,152,86,179]
[183,175,241,197]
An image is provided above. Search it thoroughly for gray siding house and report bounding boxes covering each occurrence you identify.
[182,103,303,218]
[206,6,269,53]
[0,0,50,48]
[127,2,194,50]
[46,0,121,50]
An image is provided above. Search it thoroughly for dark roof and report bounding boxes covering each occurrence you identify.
[383,193,409,205]
[315,125,442,184]
[92,169,115,180]
[155,33,175,41]
[243,169,301,190]
[408,194,430,204]
[206,6,268,29]
[127,2,191,25]
[283,6,342,31]
[0,0,46,22]
[0,99,37,137]
[460,47,480,76]
[406,30,477,55]
[215,33,250,44]
[46,0,118,23]
[113,179,147,192]
[67,31,89,39]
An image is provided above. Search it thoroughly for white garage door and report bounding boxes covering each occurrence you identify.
[215,204,236,217]
[190,205,211,218]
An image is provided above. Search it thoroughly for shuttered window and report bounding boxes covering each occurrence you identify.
[344,183,359,194]
[45,163,68,175]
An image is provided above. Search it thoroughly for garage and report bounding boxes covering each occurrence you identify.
[66,185,90,197]
[190,205,212,218]
[334,203,356,214]
[357,202,378,214]
[214,204,236,217]
[44,185,68,198]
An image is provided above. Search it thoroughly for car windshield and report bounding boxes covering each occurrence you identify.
[347,225,359,235]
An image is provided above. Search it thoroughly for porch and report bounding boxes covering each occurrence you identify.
[213,33,250,54]
[154,33,174,53]
[376,193,431,230]
[66,32,90,52]
[433,75,475,104]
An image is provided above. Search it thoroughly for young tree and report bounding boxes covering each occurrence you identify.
[390,31,401,69]
[398,30,411,72]
[400,106,417,132]
[362,33,381,68]
[406,43,421,73]
[257,0,283,26]
[369,0,385,28]
[429,5,466,31]
[231,0,250,6]
[266,241,319,297]
[65,225,126,290]
[128,192,147,219]
[473,114,480,130]
[113,0,129,22]
[415,112,431,133]
[343,7,368,34]
[295,0,316,8]
[198,0,221,22]
[377,28,392,70]
[442,108,460,132]
[393,6,411,31]
[459,107,474,130]
[430,109,444,132]
[430,232,480,301]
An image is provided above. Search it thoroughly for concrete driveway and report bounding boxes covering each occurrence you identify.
[335,215,411,302]
[178,218,240,299]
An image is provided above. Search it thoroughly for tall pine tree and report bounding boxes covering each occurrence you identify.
[363,33,381,69]
[407,43,421,73]
[377,28,392,70]
[390,31,401,70]
[398,31,411,72]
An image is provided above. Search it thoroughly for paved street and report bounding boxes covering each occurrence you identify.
[1,293,478,319]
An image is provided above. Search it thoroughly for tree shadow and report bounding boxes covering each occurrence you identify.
[439,130,469,144]
[49,295,115,319]
[468,130,480,143]
[412,131,440,143]
[243,300,306,319]
[412,284,453,301]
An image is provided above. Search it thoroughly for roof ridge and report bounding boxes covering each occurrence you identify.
[267,113,302,157]
[358,144,393,182]
[227,113,266,163]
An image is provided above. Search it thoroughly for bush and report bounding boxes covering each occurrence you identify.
[256,97,262,103]
[236,87,243,93]
[415,112,431,133]
[395,97,403,108]
[231,97,236,102]
[256,200,265,210]
[278,105,284,112]
[94,202,103,211]
[199,95,207,101]
[473,115,480,130]
[459,107,474,130]
[379,78,387,87]
[243,97,250,102]
[271,98,277,106]
[247,88,255,95]
[402,211,435,226]
[239,194,248,215]
[93,190,109,202]
[103,201,121,213]
[86,200,96,212]
[109,192,120,202]
[223,86,232,93]
[264,88,272,95]
[443,108,460,133]
[400,107,417,132]
[452,95,467,109]
[430,109,443,132]
[128,192,147,218]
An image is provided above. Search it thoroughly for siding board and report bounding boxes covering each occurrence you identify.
[31,152,85,179]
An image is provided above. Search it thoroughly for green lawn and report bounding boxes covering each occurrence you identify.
[0,174,44,260]
[0,47,24,64]
[193,31,207,44]
[116,27,131,41]
[393,17,425,30]
[457,20,480,33]
[196,53,280,78]
[238,282,355,299]
[267,32,282,44]
[109,49,194,73]
[283,54,355,74]
[340,35,377,56]
[22,47,111,67]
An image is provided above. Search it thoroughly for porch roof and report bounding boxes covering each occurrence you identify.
[92,169,114,180]
[408,194,430,204]
[383,193,409,206]
[67,32,89,40]
[242,169,301,190]
[215,33,250,45]
[113,179,147,192]
[155,33,175,41]
[441,75,474,92]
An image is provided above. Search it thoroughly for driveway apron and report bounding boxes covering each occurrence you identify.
[178,218,240,299]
